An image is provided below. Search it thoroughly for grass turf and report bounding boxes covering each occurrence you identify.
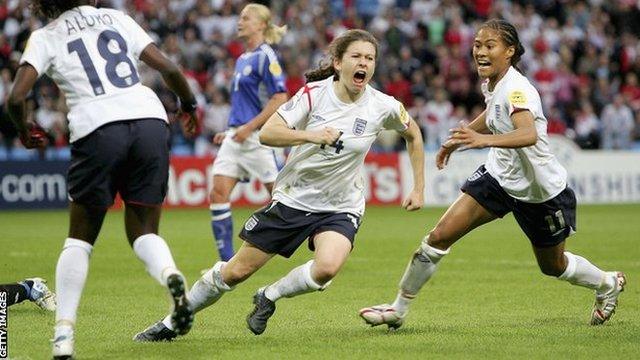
[2,204,639,359]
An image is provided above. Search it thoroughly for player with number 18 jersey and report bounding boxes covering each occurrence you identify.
[20,5,166,143]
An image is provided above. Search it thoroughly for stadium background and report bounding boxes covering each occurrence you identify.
[2,0,640,209]
[0,1,639,359]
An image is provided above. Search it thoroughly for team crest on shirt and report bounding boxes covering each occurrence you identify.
[242,65,252,76]
[353,118,367,135]
[244,216,259,231]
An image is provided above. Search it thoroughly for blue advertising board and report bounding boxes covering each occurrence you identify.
[0,161,70,210]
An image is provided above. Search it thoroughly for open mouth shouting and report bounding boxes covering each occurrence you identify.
[353,70,367,87]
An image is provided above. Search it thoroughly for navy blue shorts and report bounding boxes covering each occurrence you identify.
[68,119,170,207]
[461,165,577,248]
[239,201,361,258]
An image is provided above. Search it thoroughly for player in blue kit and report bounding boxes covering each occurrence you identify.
[208,3,289,261]
[7,1,198,358]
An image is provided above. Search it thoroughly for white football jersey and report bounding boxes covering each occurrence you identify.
[274,76,409,215]
[482,66,567,203]
[20,5,167,142]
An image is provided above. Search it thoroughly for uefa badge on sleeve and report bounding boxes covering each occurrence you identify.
[353,118,367,135]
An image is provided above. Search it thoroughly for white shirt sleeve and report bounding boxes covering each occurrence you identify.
[276,85,312,129]
[20,30,52,76]
[382,99,410,132]
[119,13,155,59]
[504,82,538,116]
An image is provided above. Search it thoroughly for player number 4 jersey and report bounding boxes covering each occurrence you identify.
[482,66,567,203]
[20,5,167,142]
[274,76,409,215]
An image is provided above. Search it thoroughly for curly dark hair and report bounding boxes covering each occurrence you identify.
[305,29,379,83]
[30,0,88,19]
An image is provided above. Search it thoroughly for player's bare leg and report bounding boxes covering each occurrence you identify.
[532,242,626,325]
[360,193,496,328]
[248,231,351,335]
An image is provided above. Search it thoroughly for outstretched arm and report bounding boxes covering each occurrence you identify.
[140,43,198,136]
[233,92,288,143]
[436,110,487,169]
[259,113,341,147]
[398,118,425,211]
[448,110,537,149]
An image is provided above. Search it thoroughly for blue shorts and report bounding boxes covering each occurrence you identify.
[68,119,170,207]
[239,201,361,258]
[461,165,577,248]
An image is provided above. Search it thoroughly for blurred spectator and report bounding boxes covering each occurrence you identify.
[423,88,453,151]
[571,101,601,150]
[3,0,640,157]
[601,94,635,150]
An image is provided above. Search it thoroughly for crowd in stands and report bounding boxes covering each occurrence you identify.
[2,0,640,160]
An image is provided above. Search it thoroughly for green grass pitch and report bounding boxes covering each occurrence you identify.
[2,204,639,359]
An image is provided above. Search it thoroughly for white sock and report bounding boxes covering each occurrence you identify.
[394,237,449,314]
[263,260,326,302]
[558,251,614,292]
[54,323,74,339]
[132,234,179,286]
[162,261,233,331]
[55,238,93,324]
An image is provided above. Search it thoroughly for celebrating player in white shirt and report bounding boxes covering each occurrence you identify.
[134,29,425,340]
[8,1,198,358]
[359,19,625,329]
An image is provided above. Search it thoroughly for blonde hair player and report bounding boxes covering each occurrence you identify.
[208,3,289,261]
[359,19,625,329]
[134,29,425,340]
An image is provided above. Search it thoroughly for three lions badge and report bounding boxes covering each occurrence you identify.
[353,118,367,135]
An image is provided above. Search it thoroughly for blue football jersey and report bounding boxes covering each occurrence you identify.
[228,43,287,127]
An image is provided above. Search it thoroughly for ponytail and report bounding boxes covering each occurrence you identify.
[265,23,287,45]
[243,3,287,45]
[305,62,337,82]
